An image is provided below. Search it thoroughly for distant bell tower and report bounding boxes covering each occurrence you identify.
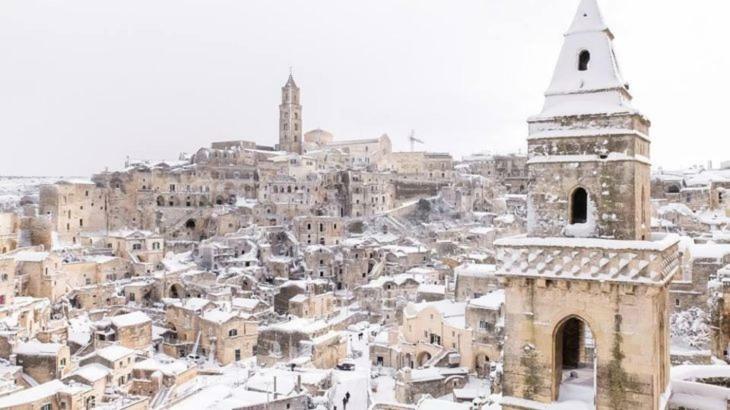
[526,0,651,241]
[278,73,303,154]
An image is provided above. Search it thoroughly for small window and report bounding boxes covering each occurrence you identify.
[578,50,590,71]
[229,329,238,337]
[570,187,588,224]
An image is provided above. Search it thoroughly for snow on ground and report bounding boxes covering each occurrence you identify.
[331,324,375,409]
[557,367,594,407]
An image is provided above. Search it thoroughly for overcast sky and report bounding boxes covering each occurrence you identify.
[1,0,728,176]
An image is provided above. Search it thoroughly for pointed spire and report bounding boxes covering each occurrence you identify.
[285,68,298,89]
[567,0,610,37]
[533,0,635,120]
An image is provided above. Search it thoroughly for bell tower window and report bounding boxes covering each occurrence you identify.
[578,50,590,71]
[570,187,588,224]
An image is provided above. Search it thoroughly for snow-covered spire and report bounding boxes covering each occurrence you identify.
[567,0,609,36]
[534,0,636,120]
[285,73,298,89]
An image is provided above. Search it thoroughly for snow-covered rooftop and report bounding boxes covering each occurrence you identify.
[110,311,151,328]
[14,341,62,356]
[469,289,505,310]
[96,344,135,362]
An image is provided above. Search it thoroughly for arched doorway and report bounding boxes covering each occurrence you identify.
[169,284,183,299]
[554,316,596,406]
[416,351,432,367]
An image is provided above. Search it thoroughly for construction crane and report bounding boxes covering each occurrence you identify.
[408,130,424,152]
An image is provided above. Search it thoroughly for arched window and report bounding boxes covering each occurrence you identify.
[570,188,588,224]
[578,50,590,71]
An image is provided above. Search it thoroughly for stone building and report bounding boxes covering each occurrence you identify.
[453,263,498,302]
[38,180,107,246]
[399,299,474,370]
[339,170,395,218]
[64,363,110,405]
[79,344,136,388]
[356,274,420,323]
[104,229,165,272]
[380,152,454,182]
[465,289,505,376]
[324,134,392,169]
[256,318,347,369]
[462,153,528,194]
[0,379,98,410]
[0,253,17,306]
[14,341,71,384]
[394,367,469,404]
[0,212,19,254]
[109,311,153,350]
[198,308,258,365]
[288,291,335,319]
[293,216,345,246]
[496,2,678,408]
[670,243,730,313]
[129,356,197,398]
[160,298,258,364]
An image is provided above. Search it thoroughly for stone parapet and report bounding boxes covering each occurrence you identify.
[495,234,680,286]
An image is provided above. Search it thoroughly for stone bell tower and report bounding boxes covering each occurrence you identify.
[497,1,678,409]
[278,73,303,154]
[526,0,651,241]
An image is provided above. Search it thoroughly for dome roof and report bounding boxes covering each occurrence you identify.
[304,129,335,144]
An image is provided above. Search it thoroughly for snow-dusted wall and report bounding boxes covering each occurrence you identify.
[525,114,652,240]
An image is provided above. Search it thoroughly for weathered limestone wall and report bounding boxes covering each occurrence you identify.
[501,277,669,410]
[526,113,651,241]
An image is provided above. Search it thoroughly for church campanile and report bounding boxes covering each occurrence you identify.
[278,73,303,154]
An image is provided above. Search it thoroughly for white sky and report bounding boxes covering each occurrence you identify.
[1,0,728,176]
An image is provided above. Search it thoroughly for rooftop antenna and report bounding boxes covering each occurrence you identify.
[408,130,424,152]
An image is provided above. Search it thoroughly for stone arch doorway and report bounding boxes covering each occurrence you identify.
[553,315,596,406]
[416,351,432,367]
[169,283,184,299]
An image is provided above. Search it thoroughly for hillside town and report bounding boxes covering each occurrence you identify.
[1,1,730,409]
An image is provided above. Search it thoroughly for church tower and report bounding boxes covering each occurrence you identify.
[497,1,678,409]
[278,74,303,154]
[526,0,651,241]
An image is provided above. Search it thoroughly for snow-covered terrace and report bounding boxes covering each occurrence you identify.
[670,365,730,410]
